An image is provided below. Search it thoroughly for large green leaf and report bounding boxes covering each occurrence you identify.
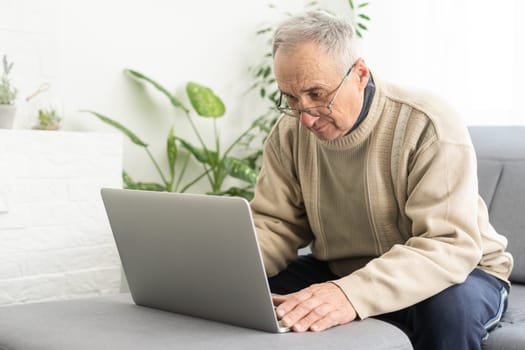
[218,186,254,201]
[125,69,189,113]
[134,182,166,191]
[167,126,177,179]
[177,137,217,165]
[186,82,225,118]
[242,150,263,170]
[223,157,258,185]
[122,170,135,188]
[122,171,166,191]
[81,110,148,147]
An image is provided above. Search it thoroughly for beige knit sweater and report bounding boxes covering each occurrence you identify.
[250,78,513,319]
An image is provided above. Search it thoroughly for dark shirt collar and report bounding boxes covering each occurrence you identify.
[347,73,376,134]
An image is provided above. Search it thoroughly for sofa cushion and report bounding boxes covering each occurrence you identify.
[0,294,412,350]
[476,159,503,208]
[470,127,525,283]
[483,284,525,349]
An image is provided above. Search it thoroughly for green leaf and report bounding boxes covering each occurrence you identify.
[219,187,254,201]
[122,171,166,191]
[358,2,369,8]
[348,0,355,9]
[223,157,258,185]
[124,69,189,113]
[306,1,318,7]
[167,126,177,179]
[177,137,207,163]
[355,29,363,38]
[260,88,266,98]
[357,23,368,30]
[242,150,263,169]
[81,110,148,147]
[358,14,370,21]
[186,82,226,118]
[263,66,272,79]
[256,27,272,35]
[252,115,277,133]
[122,170,136,188]
[177,137,217,166]
[269,90,279,102]
[135,182,167,191]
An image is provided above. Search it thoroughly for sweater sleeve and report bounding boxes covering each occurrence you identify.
[250,123,313,277]
[333,140,483,319]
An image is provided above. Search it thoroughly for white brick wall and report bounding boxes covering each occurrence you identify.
[0,129,123,305]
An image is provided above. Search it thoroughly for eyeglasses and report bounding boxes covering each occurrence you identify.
[276,63,355,119]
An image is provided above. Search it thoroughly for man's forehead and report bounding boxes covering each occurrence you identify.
[275,76,335,97]
[274,51,339,94]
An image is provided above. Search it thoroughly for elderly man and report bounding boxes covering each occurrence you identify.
[250,10,513,350]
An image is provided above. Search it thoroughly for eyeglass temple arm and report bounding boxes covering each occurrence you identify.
[276,91,283,107]
[327,64,355,109]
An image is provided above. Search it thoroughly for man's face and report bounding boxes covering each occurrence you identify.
[274,41,367,141]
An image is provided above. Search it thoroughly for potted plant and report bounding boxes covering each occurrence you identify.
[82,69,265,200]
[0,55,17,129]
[33,107,62,130]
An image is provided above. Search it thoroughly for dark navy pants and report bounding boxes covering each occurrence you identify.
[269,255,509,350]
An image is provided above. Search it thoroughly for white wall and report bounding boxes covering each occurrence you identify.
[2,0,524,184]
[0,130,122,304]
[361,0,525,126]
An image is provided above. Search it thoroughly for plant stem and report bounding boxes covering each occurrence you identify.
[214,118,220,156]
[174,152,191,192]
[183,110,214,186]
[145,147,169,187]
[212,118,222,193]
[180,169,211,193]
[184,110,209,155]
[223,123,257,158]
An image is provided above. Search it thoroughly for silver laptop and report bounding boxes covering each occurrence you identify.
[101,188,289,333]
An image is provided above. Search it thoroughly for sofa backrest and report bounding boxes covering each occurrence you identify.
[469,126,525,284]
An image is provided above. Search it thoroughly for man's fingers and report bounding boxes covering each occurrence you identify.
[278,301,309,323]
[311,307,357,332]
[271,294,286,306]
[291,303,334,332]
[274,290,313,319]
[272,282,357,332]
[310,310,346,332]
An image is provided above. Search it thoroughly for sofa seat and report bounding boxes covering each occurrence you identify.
[0,293,412,350]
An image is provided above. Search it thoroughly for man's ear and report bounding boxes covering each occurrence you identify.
[353,58,370,90]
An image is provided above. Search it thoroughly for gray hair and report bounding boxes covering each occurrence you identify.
[272,11,359,74]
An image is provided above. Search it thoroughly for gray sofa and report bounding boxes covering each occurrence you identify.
[0,126,523,350]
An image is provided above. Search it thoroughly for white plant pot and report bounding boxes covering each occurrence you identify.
[0,104,16,129]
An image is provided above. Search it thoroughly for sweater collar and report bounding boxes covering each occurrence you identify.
[318,74,385,149]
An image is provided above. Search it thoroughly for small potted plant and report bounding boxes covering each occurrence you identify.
[0,55,17,129]
[33,107,62,130]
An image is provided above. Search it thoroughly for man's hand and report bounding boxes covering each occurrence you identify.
[273,282,357,332]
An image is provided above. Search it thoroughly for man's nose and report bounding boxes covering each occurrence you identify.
[299,111,317,128]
